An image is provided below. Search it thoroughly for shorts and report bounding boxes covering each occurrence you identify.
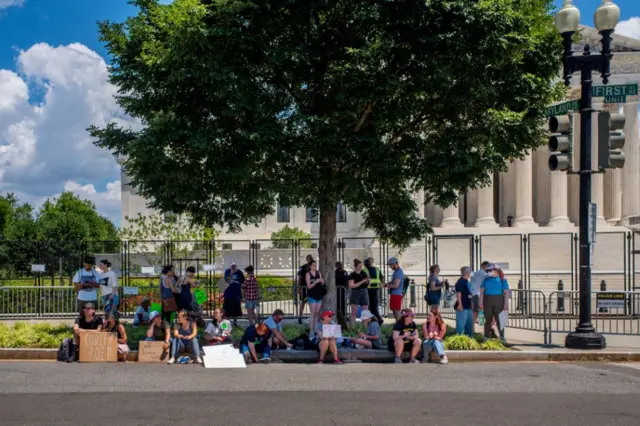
[389,294,403,311]
[245,300,259,309]
[349,288,369,306]
[308,296,323,305]
[117,343,130,355]
[472,295,480,312]
[371,340,382,350]
[387,339,413,353]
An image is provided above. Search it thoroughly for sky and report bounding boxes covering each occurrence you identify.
[0,1,639,227]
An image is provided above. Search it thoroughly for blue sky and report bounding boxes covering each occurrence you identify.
[0,0,639,227]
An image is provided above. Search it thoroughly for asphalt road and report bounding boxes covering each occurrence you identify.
[1,362,640,425]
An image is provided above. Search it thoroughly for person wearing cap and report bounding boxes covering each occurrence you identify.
[73,302,103,350]
[351,309,382,349]
[240,322,272,364]
[315,310,342,364]
[348,259,370,328]
[384,257,405,320]
[455,266,475,337]
[362,258,383,324]
[388,309,421,363]
[145,310,171,353]
[103,311,129,362]
[471,261,490,324]
[133,297,151,327]
[480,263,509,343]
[72,257,100,314]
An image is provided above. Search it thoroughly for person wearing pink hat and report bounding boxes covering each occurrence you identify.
[315,310,342,364]
[388,309,421,363]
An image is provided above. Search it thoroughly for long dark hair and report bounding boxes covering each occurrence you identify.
[212,308,226,326]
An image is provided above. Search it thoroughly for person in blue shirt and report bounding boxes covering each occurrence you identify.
[455,266,474,337]
[427,264,445,312]
[480,264,509,343]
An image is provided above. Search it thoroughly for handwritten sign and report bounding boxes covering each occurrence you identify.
[322,324,342,338]
[202,344,246,369]
[79,331,117,363]
[123,287,139,295]
[137,341,168,363]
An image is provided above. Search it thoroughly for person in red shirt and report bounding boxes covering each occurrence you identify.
[242,265,260,325]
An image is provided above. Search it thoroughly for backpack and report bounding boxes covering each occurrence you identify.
[402,276,411,295]
[57,338,76,363]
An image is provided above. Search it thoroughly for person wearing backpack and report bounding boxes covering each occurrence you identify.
[384,257,405,320]
[297,255,314,324]
[72,257,100,314]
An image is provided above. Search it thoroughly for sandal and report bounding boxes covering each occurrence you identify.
[334,358,343,364]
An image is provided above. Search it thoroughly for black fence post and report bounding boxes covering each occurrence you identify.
[517,279,526,314]
[599,280,608,313]
[409,279,416,308]
[557,280,565,313]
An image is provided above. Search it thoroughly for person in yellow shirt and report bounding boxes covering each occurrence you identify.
[362,257,383,323]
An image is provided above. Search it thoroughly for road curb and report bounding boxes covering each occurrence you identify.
[2,348,639,362]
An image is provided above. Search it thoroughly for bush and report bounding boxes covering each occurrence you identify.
[444,334,481,351]
[480,338,508,351]
[0,322,73,349]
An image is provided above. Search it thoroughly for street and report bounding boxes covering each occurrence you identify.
[0,362,639,425]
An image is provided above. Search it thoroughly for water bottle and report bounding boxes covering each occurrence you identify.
[478,310,485,326]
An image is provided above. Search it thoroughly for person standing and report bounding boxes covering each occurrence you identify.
[160,265,178,323]
[242,266,260,325]
[98,259,119,315]
[72,257,100,314]
[427,264,445,312]
[471,261,489,323]
[384,257,404,320]
[348,259,369,329]
[335,261,349,327]
[455,266,474,337]
[306,260,326,335]
[363,257,383,324]
[297,255,314,324]
[479,263,509,344]
[177,266,199,316]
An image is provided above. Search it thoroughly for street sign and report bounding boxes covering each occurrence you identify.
[593,84,638,104]
[547,100,579,117]
[596,292,625,310]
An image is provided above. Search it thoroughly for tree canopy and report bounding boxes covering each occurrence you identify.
[91,0,563,310]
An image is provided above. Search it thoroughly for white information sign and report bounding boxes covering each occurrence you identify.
[202,344,247,369]
[202,264,216,272]
[322,324,342,339]
[30,264,46,272]
[140,267,155,274]
[123,287,139,296]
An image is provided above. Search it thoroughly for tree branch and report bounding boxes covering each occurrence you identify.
[353,101,375,133]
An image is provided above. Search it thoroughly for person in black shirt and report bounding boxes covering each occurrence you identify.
[335,262,349,327]
[240,323,272,364]
[297,255,314,324]
[455,266,474,337]
[388,309,421,363]
[348,259,370,328]
[73,302,103,348]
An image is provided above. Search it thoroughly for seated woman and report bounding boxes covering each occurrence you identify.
[145,311,171,354]
[351,309,381,349]
[422,310,448,364]
[169,310,202,364]
[73,302,103,346]
[203,308,233,346]
[102,311,129,362]
[388,309,421,364]
[315,310,342,364]
[240,322,272,364]
[133,297,151,327]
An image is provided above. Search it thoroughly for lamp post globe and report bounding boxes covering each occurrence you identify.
[555,0,580,34]
[594,0,620,32]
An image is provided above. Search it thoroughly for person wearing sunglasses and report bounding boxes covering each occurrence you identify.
[388,309,421,364]
[72,302,103,348]
[479,263,509,344]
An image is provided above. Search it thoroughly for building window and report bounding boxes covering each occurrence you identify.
[222,243,233,250]
[277,204,290,223]
[336,203,347,223]
[306,207,318,223]
[163,212,177,224]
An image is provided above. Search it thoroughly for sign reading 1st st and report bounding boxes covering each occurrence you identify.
[547,83,639,116]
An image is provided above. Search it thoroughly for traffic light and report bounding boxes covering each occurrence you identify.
[598,111,625,169]
[548,114,573,171]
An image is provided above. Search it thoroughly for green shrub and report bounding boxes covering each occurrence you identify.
[481,339,508,351]
[444,334,481,351]
[0,322,74,349]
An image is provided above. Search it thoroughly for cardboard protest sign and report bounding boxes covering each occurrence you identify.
[194,288,208,305]
[202,344,246,369]
[322,324,342,338]
[79,331,118,363]
[137,341,169,363]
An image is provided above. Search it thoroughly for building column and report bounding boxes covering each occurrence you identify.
[621,101,640,225]
[548,170,572,227]
[604,168,622,225]
[591,105,607,225]
[513,152,537,227]
[440,201,464,228]
[474,175,498,227]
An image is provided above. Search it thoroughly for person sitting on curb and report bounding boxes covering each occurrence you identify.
[422,310,448,364]
[133,297,151,327]
[169,310,202,364]
[351,309,381,349]
[73,302,103,353]
[240,322,272,364]
[265,309,293,350]
[102,311,129,362]
[315,310,342,364]
[388,309,421,364]
[145,311,171,354]
[203,308,233,346]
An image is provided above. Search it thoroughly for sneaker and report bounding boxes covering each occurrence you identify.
[354,344,364,350]
[394,357,403,364]
[194,357,202,364]
[317,360,324,365]
[260,356,271,364]
[167,357,175,365]
[440,356,449,365]
[410,358,420,364]
[334,358,343,364]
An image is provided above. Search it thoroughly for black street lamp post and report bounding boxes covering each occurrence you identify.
[555,0,621,349]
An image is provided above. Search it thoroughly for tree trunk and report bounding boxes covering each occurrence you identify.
[318,207,337,313]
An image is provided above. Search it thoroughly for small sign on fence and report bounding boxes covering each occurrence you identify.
[123,287,139,296]
[140,267,155,274]
[202,264,216,272]
[596,292,625,310]
[137,341,168,363]
[79,331,118,363]
[30,264,45,272]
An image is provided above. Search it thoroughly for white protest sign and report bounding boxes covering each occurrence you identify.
[322,324,342,338]
[202,344,246,369]
[123,287,139,296]
[31,264,46,272]
[140,267,155,274]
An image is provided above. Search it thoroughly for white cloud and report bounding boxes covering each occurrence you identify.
[0,0,24,9]
[0,42,139,226]
[617,17,640,40]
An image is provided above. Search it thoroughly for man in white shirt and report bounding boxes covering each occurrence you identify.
[470,261,490,323]
[72,257,100,314]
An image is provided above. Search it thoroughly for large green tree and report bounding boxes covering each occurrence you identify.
[91,0,562,311]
